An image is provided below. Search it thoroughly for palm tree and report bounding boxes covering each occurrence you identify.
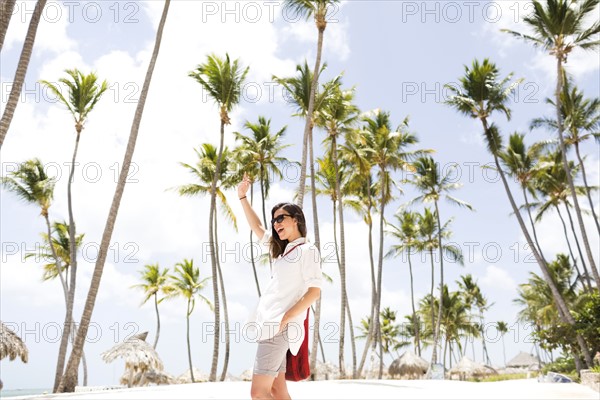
[24,221,89,386]
[177,143,238,381]
[445,58,594,367]
[233,117,289,296]
[0,159,71,390]
[0,0,17,50]
[131,264,173,349]
[58,1,171,391]
[407,156,472,366]
[282,0,340,206]
[531,79,600,236]
[496,321,509,366]
[273,64,339,376]
[40,69,107,391]
[503,0,600,289]
[0,0,46,148]
[499,134,549,259]
[315,83,360,377]
[170,259,212,383]
[533,151,593,290]
[360,109,421,378]
[386,210,422,355]
[189,53,248,382]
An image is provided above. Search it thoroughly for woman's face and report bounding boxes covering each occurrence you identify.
[272,207,299,241]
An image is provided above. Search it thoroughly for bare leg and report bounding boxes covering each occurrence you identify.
[251,374,276,400]
[271,371,291,400]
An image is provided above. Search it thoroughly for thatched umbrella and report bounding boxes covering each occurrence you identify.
[0,322,29,390]
[176,368,209,384]
[101,331,163,388]
[388,351,429,379]
[506,351,541,370]
[449,357,497,380]
[119,369,175,386]
[0,322,28,363]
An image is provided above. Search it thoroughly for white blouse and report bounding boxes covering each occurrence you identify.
[247,231,323,355]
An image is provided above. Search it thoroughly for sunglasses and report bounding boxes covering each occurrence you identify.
[271,214,293,226]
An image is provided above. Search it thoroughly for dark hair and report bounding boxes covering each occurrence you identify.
[269,202,307,259]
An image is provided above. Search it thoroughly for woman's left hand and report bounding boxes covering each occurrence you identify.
[278,314,291,334]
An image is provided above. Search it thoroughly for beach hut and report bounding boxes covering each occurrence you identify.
[388,351,429,379]
[506,351,541,370]
[101,331,163,388]
[120,369,175,386]
[449,357,497,380]
[0,322,29,390]
[176,368,209,383]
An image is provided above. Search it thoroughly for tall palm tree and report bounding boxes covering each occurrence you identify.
[177,143,237,381]
[503,0,600,288]
[131,264,173,349]
[531,79,600,236]
[360,109,421,378]
[0,0,17,50]
[282,0,340,206]
[40,69,107,391]
[189,53,248,381]
[234,117,289,296]
[407,156,472,366]
[24,221,89,386]
[499,134,549,259]
[386,210,422,355]
[445,58,594,367]
[315,83,360,377]
[170,259,212,383]
[58,1,171,391]
[0,0,46,148]
[496,321,509,366]
[533,150,593,290]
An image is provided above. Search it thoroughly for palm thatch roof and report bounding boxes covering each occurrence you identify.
[506,351,541,369]
[176,368,209,384]
[119,369,175,386]
[101,331,163,387]
[0,321,28,363]
[449,357,497,377]
[315,361,339,380]
[389,351,429,378]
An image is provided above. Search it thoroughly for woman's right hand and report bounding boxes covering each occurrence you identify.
[238,173,251,199]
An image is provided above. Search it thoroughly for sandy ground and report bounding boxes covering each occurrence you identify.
[13,379,599,400]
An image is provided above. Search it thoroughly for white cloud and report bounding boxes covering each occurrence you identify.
[481,264,516,291]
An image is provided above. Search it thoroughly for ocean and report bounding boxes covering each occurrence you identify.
[0,389,51,398]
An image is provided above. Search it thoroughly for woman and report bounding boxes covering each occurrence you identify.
[238,174,322,400]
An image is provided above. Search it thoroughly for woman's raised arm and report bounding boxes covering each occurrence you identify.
[238,174,266,239]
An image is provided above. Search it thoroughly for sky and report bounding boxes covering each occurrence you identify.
[1,0,599,391]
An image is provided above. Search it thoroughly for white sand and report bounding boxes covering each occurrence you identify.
[16,379,598,399]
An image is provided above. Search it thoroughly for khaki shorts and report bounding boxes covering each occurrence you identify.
[253,328,289,377]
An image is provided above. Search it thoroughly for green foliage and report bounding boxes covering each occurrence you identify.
[542,356,576,375]
[468,373,528,382]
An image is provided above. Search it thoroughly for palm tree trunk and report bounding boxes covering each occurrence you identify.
[308,126,325,379]
[428,247,436,365]
[481,117,593,367]
[565,203,593,290]
[574,142,600,235]
[332,189,345,377]
[57,1,171,391]
[215,218,230,381]
[376,174,387,379]
[153,293,160,349]
[0,0,17,50]
[501,335,506,366]
[479,316,491,365]
[208,192,220,381]
[56,130,83,390]
[0,0,46,148]
[186,301,195,383]
[407,251,421,356]
[298,24,325,206]
[298,119,309,208]
[259,166,268,228]
[555,205,589,291]
[249,186,261,297]
[431,201,444,366]
[357,195,376,378]
[554,59,599,289]
[522,188,547,262]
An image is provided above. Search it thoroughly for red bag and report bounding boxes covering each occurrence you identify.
[285,309,310,381]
